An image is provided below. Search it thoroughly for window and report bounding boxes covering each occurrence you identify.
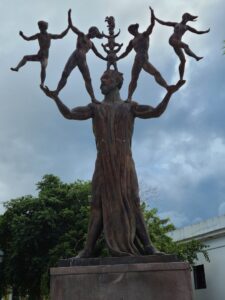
[193,264,207,289]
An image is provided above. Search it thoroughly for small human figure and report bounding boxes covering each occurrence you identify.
[11,19,70,86]
[102,42,123,70]
[54,9,105,103]
[154,12,210,80]
[118,7,169,102]
[101,16,123,71]
[102,30,121,49]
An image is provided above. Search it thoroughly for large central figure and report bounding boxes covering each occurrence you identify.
[41,70,184,258]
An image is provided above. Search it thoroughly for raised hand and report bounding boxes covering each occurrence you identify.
[149,6,155,17]
[68,9,72,27]
[40,85,58,100]
[167,79,186,94]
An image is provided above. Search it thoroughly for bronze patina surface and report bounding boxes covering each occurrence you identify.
[12,7,209,258]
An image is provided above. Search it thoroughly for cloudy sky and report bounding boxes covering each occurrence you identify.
[0,0,224,228]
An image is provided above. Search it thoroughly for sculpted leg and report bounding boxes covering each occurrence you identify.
[40,58,48,86]
[183,44,203,61]
[78,61,99,103]
[127,61,142,101]
[136,209,163,255]
[113,63,118,71]
[143,62,168,89]
[76,203,103,258]
[11,54,40,72]
[56,53,77,94]
[173,47,186,80]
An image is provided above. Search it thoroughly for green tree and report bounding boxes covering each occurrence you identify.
[0,175,208,298]
[0,175,91,299]
[142,204,209,265]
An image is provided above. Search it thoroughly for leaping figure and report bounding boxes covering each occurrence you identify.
[11,18,69,87]
[155,12,210,80]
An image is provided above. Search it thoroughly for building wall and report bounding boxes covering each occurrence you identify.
[192,235,225,300]
[168,215,225,300]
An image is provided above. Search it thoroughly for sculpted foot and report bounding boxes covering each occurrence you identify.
[196,56,203,61]
[167,80,186,93]
[167,84,177,93]
[40,85,59,99]
[92,98,101,104]
[50,88,60,96]
[176,79,186,89]
[10,67,19,72]
[76,248,93,258]
[144,245,165,256]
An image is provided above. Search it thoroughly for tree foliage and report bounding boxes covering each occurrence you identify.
[0,175,208,298]
[142,204,209,265]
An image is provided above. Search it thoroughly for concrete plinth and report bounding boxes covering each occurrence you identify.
[50,256,193,300]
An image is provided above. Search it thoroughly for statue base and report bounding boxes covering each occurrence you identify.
[50,255,193,300]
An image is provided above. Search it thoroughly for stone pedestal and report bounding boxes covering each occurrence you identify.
[50,255,193,300]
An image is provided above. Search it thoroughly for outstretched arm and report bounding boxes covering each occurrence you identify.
[50,26,70,39]
[92,43,107,60]
[117,41,133,60]
[68,9,83,36]
[114,43,123,53]
[187,26,210,34]
[143,7,155,37]
[40,86,93,120]
[133,80,185,119]
[101,43,110,54]
[19,31,38,41]
[155,16,177,27]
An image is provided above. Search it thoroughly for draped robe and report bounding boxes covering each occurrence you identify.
[71,98,159,256]
[91,100,141,256]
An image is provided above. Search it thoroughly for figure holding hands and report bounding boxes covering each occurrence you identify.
[154,12,210,80]
[118,7,170,102]
[11,18,70,86]
[102,42,123,70]
[54,9,105,103]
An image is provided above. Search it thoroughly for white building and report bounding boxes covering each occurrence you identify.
[169,215,225,300]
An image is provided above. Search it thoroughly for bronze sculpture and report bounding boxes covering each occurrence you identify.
[101,16,123,71]
[12,7,209,258]
[41,71,185,257]
[11,20,69,86]
[54,9,105,104]
[155,12,210,80]
[118,7,170,102]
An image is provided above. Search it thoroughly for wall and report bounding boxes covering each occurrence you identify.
[192,235,225,300]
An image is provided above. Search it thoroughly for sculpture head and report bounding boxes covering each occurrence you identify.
[128,24,139,36]
[38,21,48,32]
[182,13,198,23]
[105,16,115,29]
[100,70,123,95]
[88,26,103,39]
